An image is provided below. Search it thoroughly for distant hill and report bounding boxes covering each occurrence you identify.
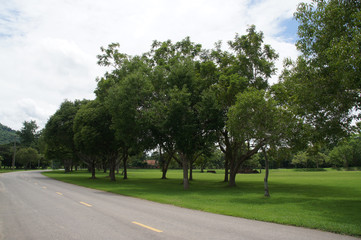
[0,123,17,145]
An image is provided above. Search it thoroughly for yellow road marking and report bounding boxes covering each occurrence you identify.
[80,201,92,207]
[132,221,163,233]
[56,192,63,195]
[42,186,47,189]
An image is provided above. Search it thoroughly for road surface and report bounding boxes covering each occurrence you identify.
[0,171,358,240]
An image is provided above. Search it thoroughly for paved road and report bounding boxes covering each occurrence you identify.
[0,171,358,240]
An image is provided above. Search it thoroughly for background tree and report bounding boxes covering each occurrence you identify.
[328,134,361,168]
[16,147,39,169]
[18,120,39,148]
[291,151,309,168]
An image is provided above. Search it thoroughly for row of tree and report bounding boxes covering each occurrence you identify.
[0,120,51,169]
[36,0,361,190]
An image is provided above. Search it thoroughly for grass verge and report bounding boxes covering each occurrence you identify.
[43,168,361,236]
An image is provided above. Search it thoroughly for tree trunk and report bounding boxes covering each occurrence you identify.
[64,159,71,173]
[189,163,193,181]
[228,168,237,187]
[263,148,270,197]
[161,155,171,179]
[181,153,189,190]
[228,151,237,187]
[123,153,128,180]
[91,160,96,179]
[224,159,229,182]
[116,161,120,174]
[109,162,116,181]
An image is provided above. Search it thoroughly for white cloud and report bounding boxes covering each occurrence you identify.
[0,0,310,130]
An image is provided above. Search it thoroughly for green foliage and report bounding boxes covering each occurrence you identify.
[328,135,361,168]
[0,123,17,145]
[43,99,87,172]
[18,120,39,148]
[16,147,39,169]
[227,89,281,144]
[276,0,361,143]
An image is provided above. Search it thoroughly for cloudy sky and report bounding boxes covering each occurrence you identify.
[0,0,310,130]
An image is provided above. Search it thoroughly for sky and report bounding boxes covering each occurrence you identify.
[0,0,310,131]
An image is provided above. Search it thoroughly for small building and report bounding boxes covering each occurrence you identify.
[144,159,158,168]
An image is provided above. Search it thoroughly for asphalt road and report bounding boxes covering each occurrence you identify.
[0,171,358,240]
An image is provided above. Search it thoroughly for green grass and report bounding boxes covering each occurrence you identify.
[43,168,361,237]
[0,169,21,173]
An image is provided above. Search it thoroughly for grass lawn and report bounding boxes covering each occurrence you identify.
[0,169,21,173]
[43,168,361,236]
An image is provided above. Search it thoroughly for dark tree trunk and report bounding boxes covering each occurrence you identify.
[109,161,116,181]
[123,153,128,180]
[221,130,231,182]
[91,160,96,179]
[64,159,71,173]
[228,150,237,187]
[181,153,189,190]
[228,168,237,187]
[263,148,270,197]
[224,156,229,182]
[189,163,193,181]
[161,155,171,179]
[116,161,120,174]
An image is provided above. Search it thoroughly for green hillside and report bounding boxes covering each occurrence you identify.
[0,123,17,145]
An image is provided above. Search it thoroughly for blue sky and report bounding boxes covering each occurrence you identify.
[0,0,310,130]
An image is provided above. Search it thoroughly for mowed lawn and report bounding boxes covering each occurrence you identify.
[43,169,361,236]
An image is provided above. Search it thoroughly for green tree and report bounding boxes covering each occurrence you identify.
[227,88,289,186]
[328,134,361,168]
[73,100,118,180]
[16,147,39,169]
[97,46,155,180]
[145,37,220,188]
[210,26,279,186]
[291,151,309,168]
[43,100,86,172]
[18,120,39,148]
[277,0,361,143]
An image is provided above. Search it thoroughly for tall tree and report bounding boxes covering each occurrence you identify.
[43,100,86,172]
[74,100,119,180]
[97,47,154,180]
[146,38,220,189]
[18,120,39,148]
[210,26,279,185]
[277,0,361,143]
[227,88,289,187]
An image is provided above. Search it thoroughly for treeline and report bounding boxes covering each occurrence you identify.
[42,25,289,189]
[0,120,50,169]
[2,0,359,190]
[44,0,360,189]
